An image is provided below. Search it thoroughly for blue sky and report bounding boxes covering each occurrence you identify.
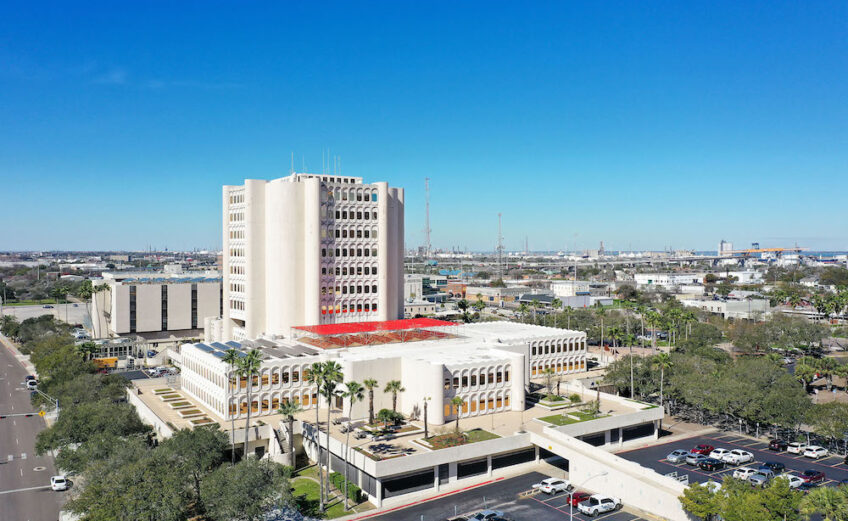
[1,1,846,252]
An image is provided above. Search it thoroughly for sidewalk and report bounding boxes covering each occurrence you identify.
[0,333,37,376]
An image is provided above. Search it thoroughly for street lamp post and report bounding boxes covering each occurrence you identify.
[568,471,608,521]
[423,397,430,439]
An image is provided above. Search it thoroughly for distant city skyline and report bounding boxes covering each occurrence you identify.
[2,2,847,252]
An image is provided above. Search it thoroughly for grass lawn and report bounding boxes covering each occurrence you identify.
[4,299,70,306]
[540,411,609,426]
[425,428,500,449]
[465,428,501,443]
[291,470,372,519]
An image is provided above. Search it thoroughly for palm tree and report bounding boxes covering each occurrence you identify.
[75,341,97,361]
[319,361,343,511]
[799,485,848,520]
[363,378,378,425]
[222,348,241,464]
[652,353,673,418]
[635,304,647,346]
[517,302,528,323]
[342,381,364,510]
[450,396,466,432]
[531,299,541,323]
[563,306,574,330]
[815,357,840,391]
[384,380,405,413]
[237,349,263,459]
[551,298,562,328]
[794,363,817,393]
[645,310,662,351]
[542,367,556,399]
[306,361,327,509]
[277,399,303,466]
[594,306,606,349]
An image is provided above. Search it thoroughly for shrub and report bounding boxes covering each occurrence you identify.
[568,394,581,404]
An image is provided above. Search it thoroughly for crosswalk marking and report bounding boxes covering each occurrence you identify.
[20,453,26,460]
[6,454,11,462]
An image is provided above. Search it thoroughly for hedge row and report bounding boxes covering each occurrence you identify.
[330,471,362,503]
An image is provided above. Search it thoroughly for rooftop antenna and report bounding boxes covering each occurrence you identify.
[497,213,504,280]
[424,177,431,259]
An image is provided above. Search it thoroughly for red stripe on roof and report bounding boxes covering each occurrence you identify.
[294,318,456,336]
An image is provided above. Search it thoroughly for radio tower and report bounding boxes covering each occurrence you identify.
[497,213,504,280]
[424,177,431,259]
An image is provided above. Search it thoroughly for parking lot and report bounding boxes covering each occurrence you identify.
[367,471,650,521]
[618,432,848,489]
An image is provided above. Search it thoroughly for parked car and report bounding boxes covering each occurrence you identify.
[723,449,754,465]
[804,446,828,459]
[50,475,69,491]
[704,481,722,493]
[769,439,789,451]
[798,482,820,493]
[666,449,689,464]
[760,462,786,474]
[43,305,54,309]
[709,448,732,460]
[577,495,621,517]
[787,442,808,454]
[699,458,726,472]
[26,380,38,390]
[801,470,826,484]
[470,511,504,521]
[692,444,715,455]
[147,350,158,358]
[686,453,709,466]
[532,477,571,495]
[777,474,804,489]
[749,470,775,487]
[566,491,591,507]
[25,375,36,382]
[733,467,758,480]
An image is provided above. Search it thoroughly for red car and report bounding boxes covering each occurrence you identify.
[567,491,591,507]
[801,470,826,484]
[692,444,715,455]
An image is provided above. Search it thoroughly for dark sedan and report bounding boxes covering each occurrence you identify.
[769,439,789,451]
[801,470,826,484]
[698,458,726,472]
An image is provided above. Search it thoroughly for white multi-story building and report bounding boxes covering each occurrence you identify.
[634,272,706,289]
[91,271,221,339]
[219,173,405,340]
[181,319,586,425]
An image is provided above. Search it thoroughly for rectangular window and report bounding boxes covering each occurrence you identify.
[470,374,477,386]
[453,377,459,389]
[444,378,450,390]
[461,375,468,387]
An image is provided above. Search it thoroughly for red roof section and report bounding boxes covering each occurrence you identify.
[294,318,456,336]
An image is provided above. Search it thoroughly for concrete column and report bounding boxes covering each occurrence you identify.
[487,455,493,476]
[535,445,540,463]
[618,427,624,447]
[376,182,389,321]
[654,420,660,439]
[375,480,383,507]
[449,462,458,482]
[303,178,322,327]
[434,466,440,491]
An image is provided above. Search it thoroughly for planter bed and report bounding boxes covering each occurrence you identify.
[190,417,214,426]
[153,388,173,394]
[178,409,204,418]
[420,428,500,450]
[169,401,193,409]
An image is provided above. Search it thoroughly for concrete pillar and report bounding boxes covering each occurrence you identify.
[375,480,383,507]
[618,427,624,447]
[487,455,493,476]
[535,445,540,463]
[449,462,458,482]
[654,420,660,439]
[434,466,440,491]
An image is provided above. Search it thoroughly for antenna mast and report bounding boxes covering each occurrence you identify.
[424,177,431,259]
[497,213,504,280]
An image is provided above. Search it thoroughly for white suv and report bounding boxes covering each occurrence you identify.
[787,442,808,454]
[723,449,754,465]
[804,446,828,459]
[709,448,731,460]
[733,467,758,480]
[532,477,571,495]
[577,495,621,516]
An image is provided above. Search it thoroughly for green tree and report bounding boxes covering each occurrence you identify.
[542,367,556,399]
[306,362,327,511]
[652,352,673,414]
[0,314,20,338]
[66,443,188,521]
[363,378,378,425]
[680,482,721,520]
[450,396,466,432]
[30,335,93,383]
[384,380,405,413]
[160,426,229,510]
[319,360,343,511]
[36,400,150,455]
[237,349,263,458]
[808,403,848,452]
[551,298,562,328]
[799,485,848,521]
[201,458,291,521]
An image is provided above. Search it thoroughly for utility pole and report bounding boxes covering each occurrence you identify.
[424,178,431,260]
[497,213,504,280]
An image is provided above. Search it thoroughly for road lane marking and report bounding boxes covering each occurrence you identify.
[0,485,50,495]
[7,454,12,461]
[21,452,26,459]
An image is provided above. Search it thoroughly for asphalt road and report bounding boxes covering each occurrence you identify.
[0,337,63,521]
[368,471,649,521]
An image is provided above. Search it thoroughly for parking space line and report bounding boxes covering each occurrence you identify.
[530,496,570,515]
